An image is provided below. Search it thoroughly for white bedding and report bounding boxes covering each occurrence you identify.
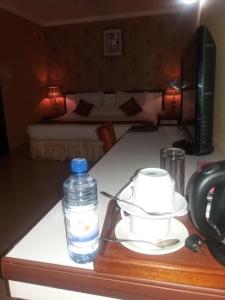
[27,91,163,160]
[27,122,130,140]
[54,110,153,123]
[27,111,156,140]
[27,111,154,140]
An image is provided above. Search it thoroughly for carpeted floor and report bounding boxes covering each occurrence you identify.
[0,145,70,299]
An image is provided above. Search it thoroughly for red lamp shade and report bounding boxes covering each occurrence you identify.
[48,86,61,98]
[166,88,181,96]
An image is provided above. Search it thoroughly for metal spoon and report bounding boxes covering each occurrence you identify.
[101,191,172,216]
[104,238,180,248]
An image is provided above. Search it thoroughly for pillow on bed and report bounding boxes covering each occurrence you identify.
[116,91,147,107]
[74,92,103,106]
[90,106,123,116]
[66,92,103,113]
[102,93,117,107]
[136,111,158,125]
[145,92,163,114]
[119,97,142,116]
[73,99,94,116]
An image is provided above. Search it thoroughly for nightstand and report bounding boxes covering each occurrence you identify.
[162,90,181,123]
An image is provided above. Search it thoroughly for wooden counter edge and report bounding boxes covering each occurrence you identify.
[1,257,225,300]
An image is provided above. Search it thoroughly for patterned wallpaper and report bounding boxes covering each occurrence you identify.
[45,9,198,93]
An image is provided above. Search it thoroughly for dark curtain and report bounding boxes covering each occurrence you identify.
[0,86,9,156]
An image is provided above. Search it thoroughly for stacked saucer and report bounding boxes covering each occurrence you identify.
[115,181,189,255]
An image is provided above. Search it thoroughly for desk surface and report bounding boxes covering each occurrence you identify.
[2,127,225,300]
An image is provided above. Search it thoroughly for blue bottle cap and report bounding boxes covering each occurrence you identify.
[71,158,88,173]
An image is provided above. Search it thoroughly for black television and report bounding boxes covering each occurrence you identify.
[173,25,216,155]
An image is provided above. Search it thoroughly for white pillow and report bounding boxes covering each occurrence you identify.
[89,106,123,116]
[65,94,76,113]
[65,92,103,113]
[136,111,158,125]
[116,91,147,107]
[102,93,117,107]
[145,92,163,114]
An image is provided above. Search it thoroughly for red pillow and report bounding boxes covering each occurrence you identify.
[119,97,142,116]
[73,99,94,116]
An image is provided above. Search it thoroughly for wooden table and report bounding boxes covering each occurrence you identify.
[1,126,225,300]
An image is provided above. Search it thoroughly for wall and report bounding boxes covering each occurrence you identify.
[45,9,197,93]
[0,8,47,150]
[0,6,198,150]
[200,0,225,155]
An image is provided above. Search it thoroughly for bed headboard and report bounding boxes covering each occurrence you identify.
[64,90,164,117]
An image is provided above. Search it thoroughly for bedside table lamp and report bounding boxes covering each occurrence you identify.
[169,80,190,90]
[48,86,61,112]
[165,86,181,116]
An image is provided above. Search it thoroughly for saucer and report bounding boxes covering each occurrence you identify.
[115,218,189,255]
[117,183,188,218]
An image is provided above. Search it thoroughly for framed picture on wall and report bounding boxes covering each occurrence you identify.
[103,28,122,56]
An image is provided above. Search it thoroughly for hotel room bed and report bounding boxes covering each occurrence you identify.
[27,90,163,161]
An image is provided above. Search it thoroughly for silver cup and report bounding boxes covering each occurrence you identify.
[160,147,185,196]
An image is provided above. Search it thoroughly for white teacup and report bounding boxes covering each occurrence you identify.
[121,209,171,240]
[132,168,175,213]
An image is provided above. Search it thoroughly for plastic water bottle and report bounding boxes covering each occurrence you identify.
[62,158,99,263]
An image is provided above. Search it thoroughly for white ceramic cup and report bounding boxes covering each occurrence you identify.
[132,168,175,213]
[120,209,171,240]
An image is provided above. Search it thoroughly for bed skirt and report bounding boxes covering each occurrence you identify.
[29,139,104,161]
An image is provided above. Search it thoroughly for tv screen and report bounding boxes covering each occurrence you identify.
[174,25,216,155]
[182,33,197,144]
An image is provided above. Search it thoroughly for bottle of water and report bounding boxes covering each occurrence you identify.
[62,158,99,264]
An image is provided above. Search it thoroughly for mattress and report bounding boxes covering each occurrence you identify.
[27,90,162,160]
[27,112,154,140]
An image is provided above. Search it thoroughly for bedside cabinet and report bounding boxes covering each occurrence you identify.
[163,89,181,123]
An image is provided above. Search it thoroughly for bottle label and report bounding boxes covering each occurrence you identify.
[64,205,99,253]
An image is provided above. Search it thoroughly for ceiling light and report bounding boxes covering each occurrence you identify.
[182,0,198,4]
[200,0,205,7]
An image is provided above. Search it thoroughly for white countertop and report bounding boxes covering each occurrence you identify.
[5,126,225,300]
[6,126,225,269]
